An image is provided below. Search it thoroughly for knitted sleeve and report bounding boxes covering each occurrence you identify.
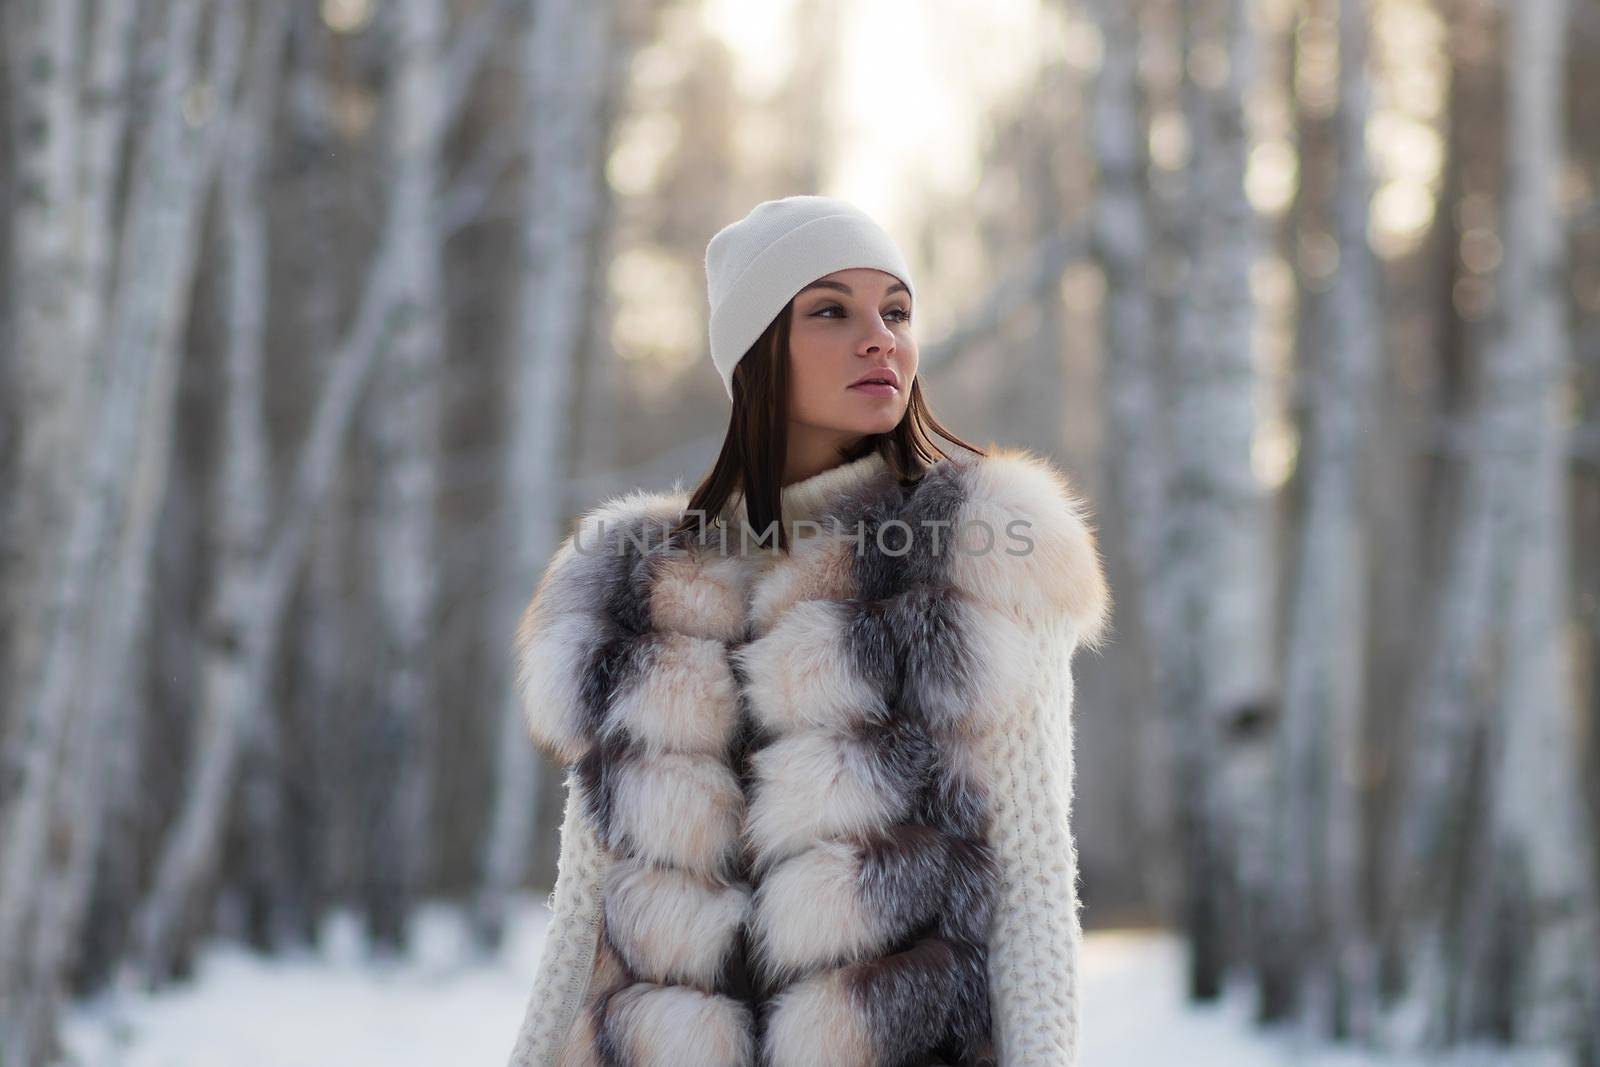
[505,767,606,1067]
[972,609,1087,1066]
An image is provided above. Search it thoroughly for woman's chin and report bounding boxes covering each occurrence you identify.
[839,410,903,436]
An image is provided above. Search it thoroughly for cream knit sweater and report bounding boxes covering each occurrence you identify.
[506,612,1088,1066]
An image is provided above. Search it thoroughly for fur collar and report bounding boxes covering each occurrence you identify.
[721,449,894,532]
[518,447,1107,703]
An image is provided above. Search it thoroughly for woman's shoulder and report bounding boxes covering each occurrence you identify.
[513,483,692,765]
[521,484,687,606]
[567,483,694,547]
[914,444,1112,650]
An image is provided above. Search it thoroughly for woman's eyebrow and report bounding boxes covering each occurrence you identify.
[799,279,910,298]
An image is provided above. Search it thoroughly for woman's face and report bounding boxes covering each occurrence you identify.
[786,267,917,440]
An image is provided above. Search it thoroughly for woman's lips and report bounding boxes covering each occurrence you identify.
[848,381,897,397]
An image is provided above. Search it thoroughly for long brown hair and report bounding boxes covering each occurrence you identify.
[672,298,986,553]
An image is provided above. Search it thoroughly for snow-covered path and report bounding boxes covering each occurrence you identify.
[55,900,1540,1067]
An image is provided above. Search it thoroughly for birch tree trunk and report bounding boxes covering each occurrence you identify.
[1090,0,1185,931]
[30,0,215,1008]
[360,0,448,951]
[205,0,297,956]
[1361,0,1471,1020]
[286,0,357,924]
[1456,0,1599,1050]
[0,0,88,706]
[1265,0,1380,1040]
[0,13,88,1029]
[1379,17,1509,1054]
[475,0,628,945]
[1167,0,1272,999]
[0,1,231,1056]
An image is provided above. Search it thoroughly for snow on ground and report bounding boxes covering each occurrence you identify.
[55,900,1557,1067]
[1076,929,1552,1067]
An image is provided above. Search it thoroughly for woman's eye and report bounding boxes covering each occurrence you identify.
[815,304,912,322]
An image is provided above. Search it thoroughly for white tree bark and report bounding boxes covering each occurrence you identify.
[360,0,448,950]
[1462,0,1598,1049]
[0,0,87,684]
[206,0,300,956]
[0,14,88,1028]
[30,0,211,1026]
[1166,0,1272,997]
[0,1,227,1058]
[285,4,356,913]
[1090,0,1186,927]
[476,0,625,944]
[1271,0,1380,1039]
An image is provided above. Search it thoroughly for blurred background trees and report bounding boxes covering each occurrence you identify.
[1,0,1596,1064]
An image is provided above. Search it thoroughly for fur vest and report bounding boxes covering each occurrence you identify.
[509,445,1110,1067]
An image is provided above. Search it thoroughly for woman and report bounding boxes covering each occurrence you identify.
[505,195,1110,1067]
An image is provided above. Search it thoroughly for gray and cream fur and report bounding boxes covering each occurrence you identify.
[513,446,1109,1067]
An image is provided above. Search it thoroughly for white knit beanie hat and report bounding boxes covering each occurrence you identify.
[704,195,916,401]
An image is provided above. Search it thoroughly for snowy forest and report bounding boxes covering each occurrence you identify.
[1,0,1598,1064]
